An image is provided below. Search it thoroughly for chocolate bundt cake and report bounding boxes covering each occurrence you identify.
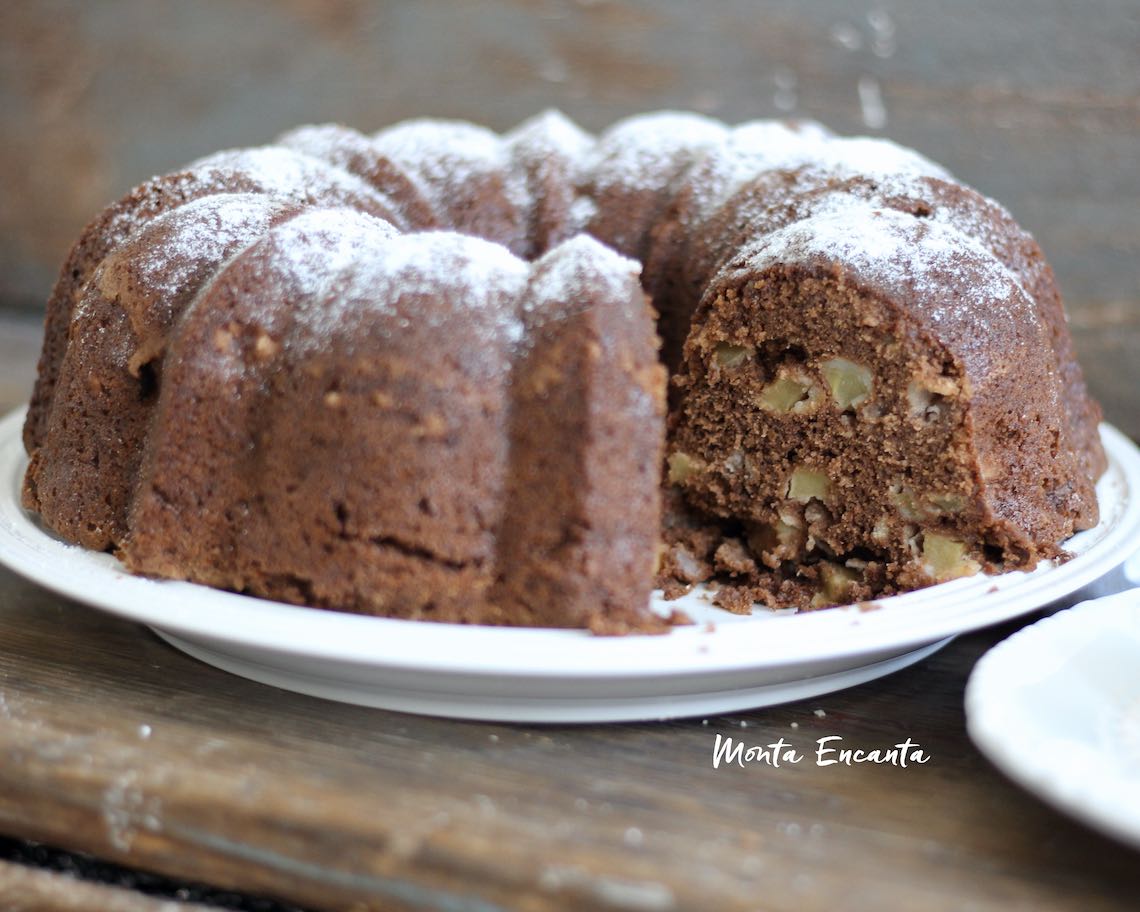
[22,111,1106,628]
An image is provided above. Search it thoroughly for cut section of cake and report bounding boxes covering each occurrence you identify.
[666,198,1098,608]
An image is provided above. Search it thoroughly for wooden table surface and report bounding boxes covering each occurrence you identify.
[0,315,1138,911]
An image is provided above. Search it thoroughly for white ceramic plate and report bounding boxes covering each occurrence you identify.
[2,406,1139,722]
[966,588,1140,849]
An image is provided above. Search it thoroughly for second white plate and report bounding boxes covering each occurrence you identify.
[967,588,1140,849]
[1,407,1138,722]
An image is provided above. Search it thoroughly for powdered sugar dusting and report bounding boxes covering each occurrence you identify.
[525,235,641,316]
[506,110,597,246]
[566,196,600,237]
[187,146,391,211]
[577,111,729,253]
[242,209,398,316]
[374,120,505,185]
[523,236,659,421]
[728,196,1029,330]
[683,120,831,222]
[287,224,529,353]
[373,118,530,219]
[192,208,399,380]
[586,111,728,195]
[505,109,593,167]
[103,194,289,316]
[798,136,949,181]
[275,123,370,169]
[340,230,528,316]
[684,126,950,226]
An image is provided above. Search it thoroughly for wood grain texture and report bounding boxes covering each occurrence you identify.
[1,0,1138,314]
[1,565,1140,912]
[0,858,224,912]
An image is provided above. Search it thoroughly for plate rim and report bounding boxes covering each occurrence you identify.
[155,628,955,722]
[2,405,1139,679]
[965,590,1140,850]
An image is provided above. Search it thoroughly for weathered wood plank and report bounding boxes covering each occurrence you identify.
[1,566,1139,911]
[0,857,224,912]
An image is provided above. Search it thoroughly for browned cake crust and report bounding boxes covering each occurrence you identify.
[24,196,305,551]
[23,149,403,457]
[123,215,518,618]
[118,219,664,630]
[22,111,1106,626]
[489,238,667,632]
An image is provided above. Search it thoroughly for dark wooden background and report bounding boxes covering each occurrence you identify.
[2,0,1137,433]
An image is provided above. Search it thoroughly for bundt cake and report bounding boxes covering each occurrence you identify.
[21,110,1106,630]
